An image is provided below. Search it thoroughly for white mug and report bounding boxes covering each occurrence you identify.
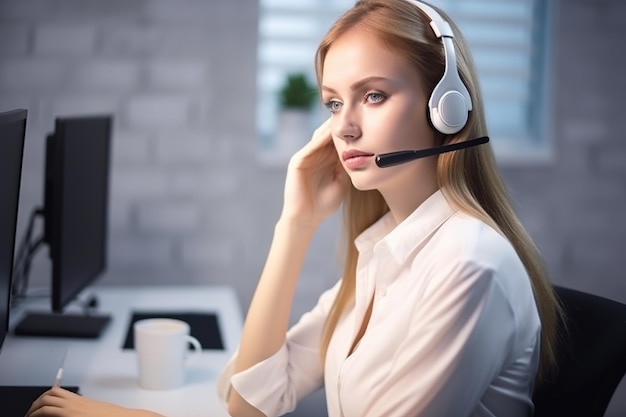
[134,318,202,390]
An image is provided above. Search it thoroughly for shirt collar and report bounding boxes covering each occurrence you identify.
[354,189,456,264]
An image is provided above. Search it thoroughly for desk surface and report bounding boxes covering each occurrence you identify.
[0,285,243,417]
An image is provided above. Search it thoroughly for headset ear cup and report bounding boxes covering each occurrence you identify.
[408,0,473,135]
[429,89,469,135]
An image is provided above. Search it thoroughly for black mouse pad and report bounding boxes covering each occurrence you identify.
[122,311,224,350]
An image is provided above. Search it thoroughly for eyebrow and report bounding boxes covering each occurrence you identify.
[321,76,389,94]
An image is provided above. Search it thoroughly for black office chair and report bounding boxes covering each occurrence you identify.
[532,285,626,417]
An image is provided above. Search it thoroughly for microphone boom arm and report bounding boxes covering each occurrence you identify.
[375,136,489,168]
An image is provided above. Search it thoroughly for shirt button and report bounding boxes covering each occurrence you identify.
[379,287,387,297]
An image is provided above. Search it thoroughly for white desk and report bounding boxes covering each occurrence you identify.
[0,285,243,417]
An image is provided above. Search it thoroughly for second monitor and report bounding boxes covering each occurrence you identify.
[13,115,113,338]
[0,109,27,350]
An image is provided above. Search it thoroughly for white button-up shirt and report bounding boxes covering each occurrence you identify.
[218,190,541,417]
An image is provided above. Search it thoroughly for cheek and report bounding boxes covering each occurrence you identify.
[363,107,415,147]
[378,104,431,148]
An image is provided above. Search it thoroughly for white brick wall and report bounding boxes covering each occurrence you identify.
[154,132,211,165]
[180,237,236,267]
[34,25,97,55]
[67,61,140,91]
[111,130,151,166]
[147,61,209,90]
[0,59,67,90]
[0,23,28,55]
[110,168,170,199]
[125,94,193,128]
[107,235,173,268]
[137,201,202,234]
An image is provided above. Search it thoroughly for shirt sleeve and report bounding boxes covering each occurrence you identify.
[366,259,520,417]
[216,280,342,417]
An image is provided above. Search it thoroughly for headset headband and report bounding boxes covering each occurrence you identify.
[403,0,473,134]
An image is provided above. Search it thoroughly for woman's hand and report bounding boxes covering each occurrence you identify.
[281,118,349,227]
[25,387,162,417]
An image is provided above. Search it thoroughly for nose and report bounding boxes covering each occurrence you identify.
[333,106,362,143]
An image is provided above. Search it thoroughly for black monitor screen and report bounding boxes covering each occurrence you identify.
[0,109,27,350]
[46,115,112,312]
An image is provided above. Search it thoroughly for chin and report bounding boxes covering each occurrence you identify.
[348,174,378,192]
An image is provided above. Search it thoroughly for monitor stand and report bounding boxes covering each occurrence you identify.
[13,311,111,338]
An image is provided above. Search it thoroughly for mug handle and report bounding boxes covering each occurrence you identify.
[185,335,202,355]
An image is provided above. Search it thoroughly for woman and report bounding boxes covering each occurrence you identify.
[221,1,561,416]
[26,1,561,416]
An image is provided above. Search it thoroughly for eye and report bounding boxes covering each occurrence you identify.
[324,100,343,113]
[365,92,386,104]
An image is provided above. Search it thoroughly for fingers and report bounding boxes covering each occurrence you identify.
[296,122,340,172]
[291,118,333,162]
[26,390,61,417]
[25,387,77,417]
[280,116,347,222]
[308,117,333,148]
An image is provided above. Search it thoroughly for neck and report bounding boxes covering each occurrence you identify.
[381,181,439,226]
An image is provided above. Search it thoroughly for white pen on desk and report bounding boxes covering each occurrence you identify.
[53,347,69,387]
[53,366,64,387]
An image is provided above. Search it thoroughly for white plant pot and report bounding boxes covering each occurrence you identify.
[275,109,311,159]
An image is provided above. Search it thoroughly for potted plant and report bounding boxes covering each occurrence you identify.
[279,72,318,110]
[275,72,318,158]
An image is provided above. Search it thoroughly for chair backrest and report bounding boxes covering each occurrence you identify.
[532,286,626,417]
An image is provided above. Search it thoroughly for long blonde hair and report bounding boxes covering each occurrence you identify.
[315,0,561,383]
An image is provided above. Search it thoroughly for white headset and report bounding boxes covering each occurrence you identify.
[403,0,473,135]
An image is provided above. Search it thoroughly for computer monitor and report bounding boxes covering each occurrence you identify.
[45,115,112,312]
[0,109,27,350]
[13,115,113,338]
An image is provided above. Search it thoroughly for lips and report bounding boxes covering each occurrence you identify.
[341,149,374,169]
[342,149,374,161]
